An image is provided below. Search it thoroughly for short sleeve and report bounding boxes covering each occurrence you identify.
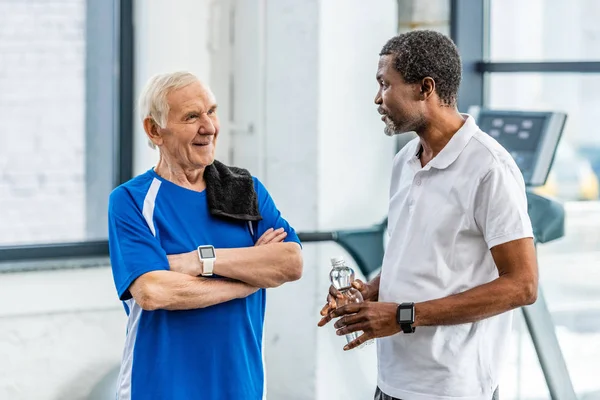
[474,162,534,249]
[108,187,169,300]
[252,178,301,246]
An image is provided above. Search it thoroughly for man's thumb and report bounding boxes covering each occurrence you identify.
[352,280,364,290]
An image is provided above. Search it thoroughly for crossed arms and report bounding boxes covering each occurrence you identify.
[129,228,303,311]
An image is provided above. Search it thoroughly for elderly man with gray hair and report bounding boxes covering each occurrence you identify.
[108,71,303,400]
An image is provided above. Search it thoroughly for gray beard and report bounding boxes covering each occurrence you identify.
[384,119,402,137]
[384,125,397,136]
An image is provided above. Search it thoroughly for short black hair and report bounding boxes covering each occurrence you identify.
[380,30,462,106]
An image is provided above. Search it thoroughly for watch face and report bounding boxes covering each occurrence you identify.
[200,247,215,259]
[399,308,413,322]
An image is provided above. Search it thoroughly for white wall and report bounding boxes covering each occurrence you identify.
[318,1,396,230]
[0,266,124,400]
[397,0,450,35]
[227,1,397,399]
[132,0,233,175]
[260,0,320,398]
[316,1,397,399]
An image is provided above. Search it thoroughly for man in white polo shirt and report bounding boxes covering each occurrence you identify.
[318,30,537,400]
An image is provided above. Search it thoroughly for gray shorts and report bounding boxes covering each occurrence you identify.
[374,386,500,400]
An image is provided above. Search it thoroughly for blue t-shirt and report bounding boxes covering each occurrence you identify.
[108,168,300,400]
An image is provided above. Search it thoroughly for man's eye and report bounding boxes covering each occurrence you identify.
[187,114,198,120]
[207,109,216,115]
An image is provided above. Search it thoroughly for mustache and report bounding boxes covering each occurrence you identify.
[377,107,387,116]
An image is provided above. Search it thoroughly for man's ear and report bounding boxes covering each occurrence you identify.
[143,117,163,147]
[420,77,436,100]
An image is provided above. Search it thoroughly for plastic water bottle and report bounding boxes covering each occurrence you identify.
[329,256,373,347]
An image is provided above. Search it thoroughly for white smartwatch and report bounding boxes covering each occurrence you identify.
[197,245,216,276]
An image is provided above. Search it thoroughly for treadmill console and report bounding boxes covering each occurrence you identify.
[469,107,567,187]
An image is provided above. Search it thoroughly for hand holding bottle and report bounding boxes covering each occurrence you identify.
[319,278,376,318]
[319,256,374,348]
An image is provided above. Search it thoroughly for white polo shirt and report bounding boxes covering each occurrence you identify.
[377,115,533,400]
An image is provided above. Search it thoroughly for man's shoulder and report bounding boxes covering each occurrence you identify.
[466,130,520,173]
[249,175,273,200]
[109,170,157,210]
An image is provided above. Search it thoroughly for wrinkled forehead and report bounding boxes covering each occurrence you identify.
[377,54,410,85]
[168,81,216,111]
[376,54,395,78]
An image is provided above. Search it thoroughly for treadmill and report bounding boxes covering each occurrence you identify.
[470,106,575,400]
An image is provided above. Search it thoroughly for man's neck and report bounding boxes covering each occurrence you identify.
[416,109,466,167]
[154,155,206,192]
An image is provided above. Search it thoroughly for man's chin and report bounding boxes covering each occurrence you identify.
[384,125,406,137]
[193,155,215,168]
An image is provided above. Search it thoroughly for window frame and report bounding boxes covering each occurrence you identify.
[451,0,600,112]
[0,0,134,265]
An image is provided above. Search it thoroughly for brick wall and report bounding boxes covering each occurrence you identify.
[0,0,86,245]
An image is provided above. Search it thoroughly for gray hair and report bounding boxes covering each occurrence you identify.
[138,71,200,149]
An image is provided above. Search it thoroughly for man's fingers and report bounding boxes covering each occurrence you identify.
[344,332,370,351]
[259,228,277,243]
[330,303,362,318]
[351,279,364,290]
[336,322,368,337]
[270,231,287,243]
[263,229,285,243]
[319,291,341,321]
[319,290,357,327]
[329,297,337,310]
[255,228,273,245]
[319,303,361,327]
[256,228,285,246]
[329,285,344,300]
[333,312,364,329]
[255,228,286,246]
[320,304,329,316]
[320,299,333,316]
[318,312,334,327]
[319,303,363,327]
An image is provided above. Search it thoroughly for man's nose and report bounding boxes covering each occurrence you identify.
[374,90,382,105]
[198,114,216,135]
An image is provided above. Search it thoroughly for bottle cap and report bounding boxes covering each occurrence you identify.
[330,256,345,266]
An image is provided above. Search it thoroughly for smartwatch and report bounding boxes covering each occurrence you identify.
[396,302,416,334]
[197,245,216,276]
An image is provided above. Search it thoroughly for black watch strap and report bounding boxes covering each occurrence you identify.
[396,302,416,334]
[400,322,416,334]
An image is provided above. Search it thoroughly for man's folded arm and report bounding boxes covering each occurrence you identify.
[214,242,303,288]
[129,270,259,311]
[169,242,303,288]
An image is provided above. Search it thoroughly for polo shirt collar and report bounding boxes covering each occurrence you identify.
[411,114,477,170]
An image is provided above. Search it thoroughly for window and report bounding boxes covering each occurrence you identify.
[0,0,133,259]
[453,0,600,397]
[490,0,600,62]
[0,0,87,246]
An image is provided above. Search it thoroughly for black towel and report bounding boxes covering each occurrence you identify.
[204,160,263,222]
